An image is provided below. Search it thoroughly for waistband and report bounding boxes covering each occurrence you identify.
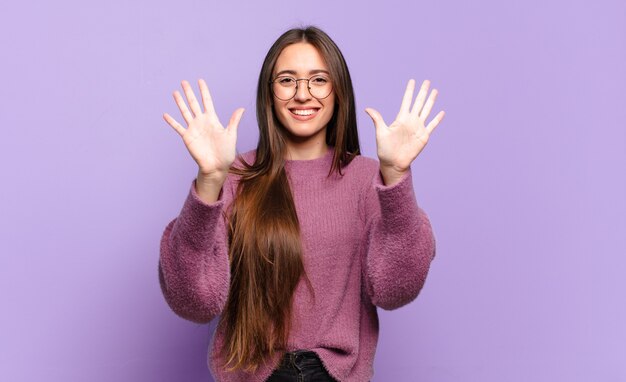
[279,349,321,367]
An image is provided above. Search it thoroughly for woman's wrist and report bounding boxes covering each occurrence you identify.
[195,170,227,204]
[379,165,410,187]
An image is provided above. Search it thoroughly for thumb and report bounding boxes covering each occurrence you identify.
[365,108,385,130]
[227,108,245,134]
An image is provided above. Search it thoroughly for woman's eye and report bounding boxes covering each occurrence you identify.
[279,77,295,85]
[312,76,328,84]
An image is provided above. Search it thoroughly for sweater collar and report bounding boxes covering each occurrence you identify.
[284,146,335,176]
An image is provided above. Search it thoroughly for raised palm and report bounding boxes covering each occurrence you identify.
[163,79,245,179]
[365,79,445,172]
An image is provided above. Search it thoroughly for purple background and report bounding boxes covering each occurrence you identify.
[1,0,624,381]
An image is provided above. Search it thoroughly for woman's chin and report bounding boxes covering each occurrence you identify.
[282,125,327,143]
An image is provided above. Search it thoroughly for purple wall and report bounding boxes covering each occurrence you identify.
[1,0,624,380]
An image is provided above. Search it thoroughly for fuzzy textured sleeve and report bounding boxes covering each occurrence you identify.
[359,169,437,310]
[158,176,234,323]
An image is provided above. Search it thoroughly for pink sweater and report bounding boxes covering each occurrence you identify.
[158,148,436,382]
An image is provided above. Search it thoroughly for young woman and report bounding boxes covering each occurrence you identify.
[159,26,445,382]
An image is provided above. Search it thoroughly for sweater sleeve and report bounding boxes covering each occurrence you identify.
[360,169,436,310]
[158,176,234,324]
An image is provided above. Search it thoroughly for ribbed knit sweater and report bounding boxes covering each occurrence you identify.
[158,147,436,382]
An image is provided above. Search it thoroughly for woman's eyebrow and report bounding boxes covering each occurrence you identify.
[275,69,330,76]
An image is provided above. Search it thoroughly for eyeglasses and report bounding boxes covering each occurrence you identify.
[270,74,333,101]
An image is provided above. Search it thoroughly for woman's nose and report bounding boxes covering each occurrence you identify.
[294,82,312,101]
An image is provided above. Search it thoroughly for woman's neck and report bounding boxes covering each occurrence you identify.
[284,141,330,161]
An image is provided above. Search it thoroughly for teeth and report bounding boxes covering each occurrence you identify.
[292,109,317,116]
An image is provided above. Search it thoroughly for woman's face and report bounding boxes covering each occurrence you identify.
[271,42,335,151]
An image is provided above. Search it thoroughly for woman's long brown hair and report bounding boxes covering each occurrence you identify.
[216,25,361,373]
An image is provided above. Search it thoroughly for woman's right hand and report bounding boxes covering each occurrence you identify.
[163,79,245,182]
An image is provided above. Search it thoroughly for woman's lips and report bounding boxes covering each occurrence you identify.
[289,108,320,121]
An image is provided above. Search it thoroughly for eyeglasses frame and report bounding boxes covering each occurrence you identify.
[269,74,334,101]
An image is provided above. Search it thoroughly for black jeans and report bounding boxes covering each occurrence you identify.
[266,350,338,382]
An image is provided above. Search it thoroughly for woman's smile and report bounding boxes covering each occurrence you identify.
[289,107,321,120]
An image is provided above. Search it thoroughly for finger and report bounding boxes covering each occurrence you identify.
[198,78,217,117]
[396,79,415,119]
[163,113,186,137]
[227,108,245,134]
[173,90,193,126]
[425,110,445,134]
[419,88,438,121]
[410,79,431,117]
[181,80,203,117]
[365,108,386,130]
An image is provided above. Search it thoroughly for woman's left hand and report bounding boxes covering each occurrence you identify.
[365,79,445,185]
